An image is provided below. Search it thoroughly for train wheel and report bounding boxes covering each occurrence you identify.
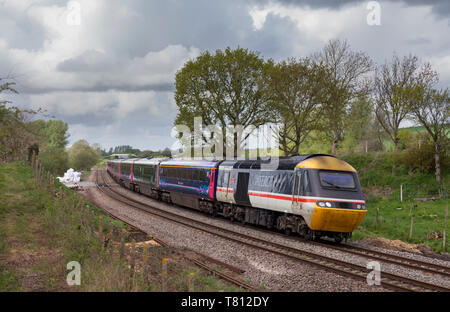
[284,228,292,236]
[334,234,344,244]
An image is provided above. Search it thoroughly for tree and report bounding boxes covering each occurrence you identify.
[174,47,272,157]
[0,77,41,162]
[343,96,374,152]
[68,140,100,170]
[407,65,449,184]
[314,39,373,154]
[38,146,69,174]
[265,57,330,156]
[374,54,420,152]
[44,120,69,149]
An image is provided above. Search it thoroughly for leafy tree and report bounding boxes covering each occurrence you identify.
[175,47,272,157]
[406,64,449,184]
[374,54,420,151]
[0,77,41,161]
[342,96,374,152]
[44,120,69,149]
[314,39,373,154]
[68,140,100,170]
[38,146,69,174]
[265,57,330,156]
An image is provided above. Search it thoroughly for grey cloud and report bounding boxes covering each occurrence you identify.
[261,0,450,18]
[20,82,174,94]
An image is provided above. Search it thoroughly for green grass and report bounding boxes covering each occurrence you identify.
[341,153,449,253]
[0,266,21,291]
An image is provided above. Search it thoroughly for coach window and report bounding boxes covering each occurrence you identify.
[193,170,199,181]
[199,170,206,182]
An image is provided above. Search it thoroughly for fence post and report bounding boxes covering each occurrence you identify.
[444,206,448,252]
[120,229,126,259]
[99,215,103,248]
[162,258,168,291]
[188,272,195,292]
[130,239,136,278]
[409,215,414,240]
[400,184,403,202]
[375,207,379,227]
[143,245,149,284]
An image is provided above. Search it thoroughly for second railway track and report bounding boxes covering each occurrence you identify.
[95,168,450,292]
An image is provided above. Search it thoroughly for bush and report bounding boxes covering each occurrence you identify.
[398,134,449,174]
[68,140,100,170]
[39,146,69,175]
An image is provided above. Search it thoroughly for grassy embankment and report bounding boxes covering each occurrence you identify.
[0,161,244,291]
[341,153,448,253]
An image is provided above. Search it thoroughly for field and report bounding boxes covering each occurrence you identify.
[342,153,449,253]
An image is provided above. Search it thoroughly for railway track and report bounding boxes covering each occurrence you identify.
[246,224,450,278]
[96,168,450,292]
[93,169,258,291]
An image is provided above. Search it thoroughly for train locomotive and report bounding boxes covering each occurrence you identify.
[107,154,367,243]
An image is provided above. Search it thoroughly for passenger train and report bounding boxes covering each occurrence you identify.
[107,155,367,243]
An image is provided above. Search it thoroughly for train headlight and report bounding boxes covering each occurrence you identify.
[325,202,332,207]
[317,201,325,207]
[357,204,361,209]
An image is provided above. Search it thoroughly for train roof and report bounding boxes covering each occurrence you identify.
[159,159,222,168]
[133,158,169,165]
[107,158,168,165]
[219,154,336,170]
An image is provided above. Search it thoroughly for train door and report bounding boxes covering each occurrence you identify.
[224,170,232,201]
[235,172,251,206]
[292,168,302,210]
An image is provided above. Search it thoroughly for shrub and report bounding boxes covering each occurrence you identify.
[398,134,449,174]
[39,146,69,175]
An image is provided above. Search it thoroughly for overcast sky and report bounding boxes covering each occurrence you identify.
[1,0,450,151]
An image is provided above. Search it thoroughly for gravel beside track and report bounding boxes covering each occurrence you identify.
[81,168,449,291]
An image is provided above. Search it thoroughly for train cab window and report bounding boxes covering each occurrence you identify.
[319,171,355,189]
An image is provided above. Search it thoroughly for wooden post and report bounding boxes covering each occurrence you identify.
[409,215,414,240]
[188,272,194,292]
[130,240,136,278]
[143,245,149,284]
[108,231,113,256]
[400,184,403,202]
[162,258,168,292]
[120,228,126,259]
[365,140,368,153]
[375,207,379,227]
[50,174,55,197]
[99,215,103,248]
[444,206,448,252]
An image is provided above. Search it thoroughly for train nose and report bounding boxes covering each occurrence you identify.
[310,203,367,233]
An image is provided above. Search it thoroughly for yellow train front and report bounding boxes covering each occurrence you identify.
[215,154,367,243]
